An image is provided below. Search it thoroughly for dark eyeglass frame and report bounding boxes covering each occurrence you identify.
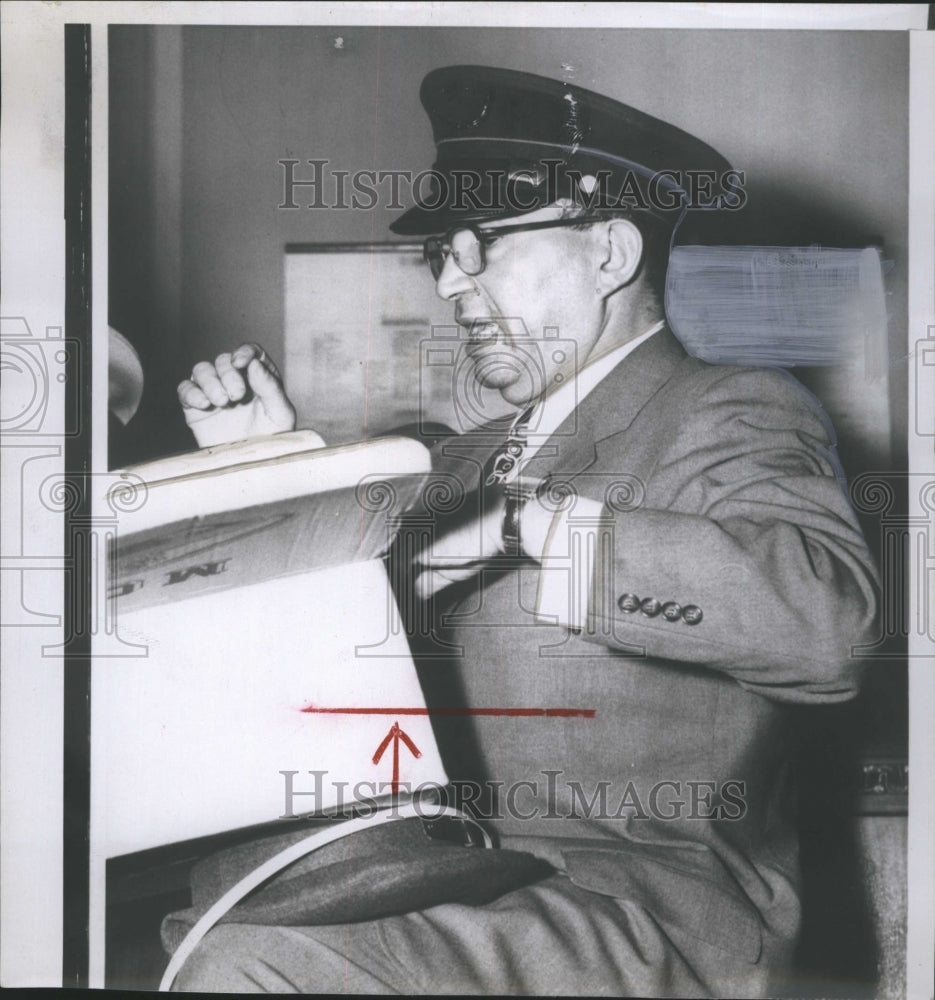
[423,214,614,280]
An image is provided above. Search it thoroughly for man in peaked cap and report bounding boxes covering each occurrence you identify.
[175,66,878,995]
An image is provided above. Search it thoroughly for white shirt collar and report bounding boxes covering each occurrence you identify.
[519,319,666,460]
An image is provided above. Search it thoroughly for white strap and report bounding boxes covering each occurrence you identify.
[159,803,488,991]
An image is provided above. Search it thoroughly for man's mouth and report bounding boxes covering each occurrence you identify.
[461,319,505,354]
[457,316,528,390]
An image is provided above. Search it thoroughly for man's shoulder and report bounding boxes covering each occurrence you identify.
[591,326,816,411]
[588,345,838,470]
[640,360,844,488]
[651,352,825,421]
[592,327,824,429]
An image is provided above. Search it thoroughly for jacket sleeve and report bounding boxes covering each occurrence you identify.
[565,367,880,704]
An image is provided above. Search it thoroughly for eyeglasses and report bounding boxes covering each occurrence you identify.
[423,215,612,280]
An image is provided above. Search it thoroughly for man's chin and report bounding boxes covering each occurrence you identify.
[467,350,522,389]
[473,371,543,410]
[465,344,545,406]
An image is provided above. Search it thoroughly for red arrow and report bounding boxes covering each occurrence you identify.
[372,721,422,794]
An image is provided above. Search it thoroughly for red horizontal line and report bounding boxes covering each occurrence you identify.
[300,706,595,719]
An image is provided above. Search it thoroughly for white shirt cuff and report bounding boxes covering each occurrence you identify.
[534,496,609,631]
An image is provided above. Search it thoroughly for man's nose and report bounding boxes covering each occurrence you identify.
[434,252,476,301]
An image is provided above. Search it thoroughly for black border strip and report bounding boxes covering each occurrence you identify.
[63,22,92,988]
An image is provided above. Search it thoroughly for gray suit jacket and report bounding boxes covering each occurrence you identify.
[408,327,879,975]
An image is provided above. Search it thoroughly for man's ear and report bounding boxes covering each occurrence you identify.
[596,219,643,298]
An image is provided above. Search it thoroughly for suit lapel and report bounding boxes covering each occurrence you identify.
[522,327,688,481]
[429,327,688,490]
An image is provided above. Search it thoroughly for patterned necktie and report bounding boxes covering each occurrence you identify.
[485,406,534,486]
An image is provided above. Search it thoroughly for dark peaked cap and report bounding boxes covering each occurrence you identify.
[390,65,735,236]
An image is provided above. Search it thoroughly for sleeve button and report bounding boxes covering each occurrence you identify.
[617,593,641,613]
[682,605,703,625]
[662,601,682,622]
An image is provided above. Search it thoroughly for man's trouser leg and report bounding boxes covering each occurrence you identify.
[172,872,770,996]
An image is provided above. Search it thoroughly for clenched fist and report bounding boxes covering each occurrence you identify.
[177,343,297,448]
